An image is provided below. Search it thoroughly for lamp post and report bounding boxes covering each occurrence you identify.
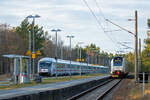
[28,30,31,78]
[51,29,61,77]
[67,35,74,77]
[77,42,84,75]
[26,14,40,77]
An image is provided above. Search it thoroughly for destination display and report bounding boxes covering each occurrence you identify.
[114,57,122,62]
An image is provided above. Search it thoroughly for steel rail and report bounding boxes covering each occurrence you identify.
[67,79,113,100]
[96,79,122,100]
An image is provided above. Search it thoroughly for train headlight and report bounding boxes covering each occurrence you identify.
[116,71,120,75]
[120,68,122,71]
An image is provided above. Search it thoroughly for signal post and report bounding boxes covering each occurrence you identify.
[135,10,138,82]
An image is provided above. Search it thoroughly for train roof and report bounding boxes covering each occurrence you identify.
[39,57,108,68]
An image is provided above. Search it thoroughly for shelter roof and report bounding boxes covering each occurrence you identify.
[3,54,30,59]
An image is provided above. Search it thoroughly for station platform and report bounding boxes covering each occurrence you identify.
[0,75,110,100]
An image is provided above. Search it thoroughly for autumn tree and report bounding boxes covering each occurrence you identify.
[125,52,134,72]
[0,24,27,74]
[140,18,150,72]
[15,19,46,55]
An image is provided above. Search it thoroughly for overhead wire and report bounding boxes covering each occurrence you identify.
[93,0,133,53]
[94,0,106,20]
[84,0,122,54]
[94,0,122,34]
[82,0,116,43]
[82,0,105,32]
[82,0,120,51]
[82,0,132,54]
[92,0,121,52]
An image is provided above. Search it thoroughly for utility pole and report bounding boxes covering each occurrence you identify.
[28,30,31,78]
[77,42,84,75]
[32,17,36,76]
[51,29,61,77]
[80,46,82,75]
[105,11,139,82]
[138,38,141,73]
[26,15,40,77]
[67,35,74,77]
[135,10,138,82]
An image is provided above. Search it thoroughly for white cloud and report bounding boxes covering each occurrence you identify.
[0,0,149,53]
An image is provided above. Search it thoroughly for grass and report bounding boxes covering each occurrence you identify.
[0,73,108,90]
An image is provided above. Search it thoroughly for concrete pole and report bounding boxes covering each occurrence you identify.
[29,31,31,51]
[51,29,61,77]
[135,10,138,82]
[56,31,58,60]
[69,37,72,77]
[67,35,74,77]
[32,17,35,76]
[26,59,30,82]
[16,58,19,84]
[20,57,22,84]
[14,58,16,84]
[28,30,32,78]
[55,31,58,77]
[143,72,145,96]
[138,38,141,72]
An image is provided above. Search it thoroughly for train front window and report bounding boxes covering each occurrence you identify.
[40,62,52,68]
[114,62,122,66]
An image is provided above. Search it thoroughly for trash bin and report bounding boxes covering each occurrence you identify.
[34,74,42,83]
[138,72,149,83]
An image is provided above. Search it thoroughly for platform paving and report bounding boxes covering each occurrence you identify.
[0,75,110,100]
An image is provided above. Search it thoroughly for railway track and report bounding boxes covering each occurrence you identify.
[68,79,122,100]
[96,79,122,100]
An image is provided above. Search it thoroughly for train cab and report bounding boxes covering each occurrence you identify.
[38,58,54,76]
[111,56,126,78]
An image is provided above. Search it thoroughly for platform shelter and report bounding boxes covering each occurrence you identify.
[3,54,31,84]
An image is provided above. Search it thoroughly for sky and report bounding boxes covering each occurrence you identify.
[0,0,149,54]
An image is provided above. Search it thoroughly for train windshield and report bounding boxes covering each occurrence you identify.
[113,57,123,66]
[39,62,52,68]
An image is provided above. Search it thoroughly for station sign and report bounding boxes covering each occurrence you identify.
[76,59,80,62]
[26,50,31,56]
[32,53,36,59]
[81,59,85,62]
[36,50,41,55]
[76,58,85,62]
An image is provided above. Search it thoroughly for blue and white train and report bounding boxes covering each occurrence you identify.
[111,56,128,78]
[38,57,109,76]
